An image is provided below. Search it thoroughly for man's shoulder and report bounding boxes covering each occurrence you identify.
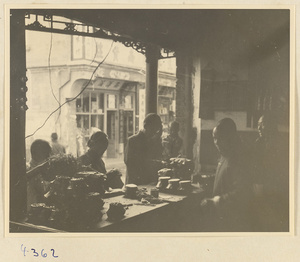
[78,152,90,165]
[58,143,65,150]
[52,141,65,148]
[128,131,145,142]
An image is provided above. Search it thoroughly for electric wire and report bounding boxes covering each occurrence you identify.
[90,37,98,65]
[47,32,62,125]
[25,40,114,139]
[48,32,60,106]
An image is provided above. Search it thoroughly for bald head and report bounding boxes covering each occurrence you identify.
[88,131,108,156]
[212,118,238,156]
[143,113,162,138]
[215,118,237,138]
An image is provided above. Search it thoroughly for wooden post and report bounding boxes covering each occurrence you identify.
[176,51,194,159]
[10,10,27,221]
[145,45,160,115]
[184,56,194,159]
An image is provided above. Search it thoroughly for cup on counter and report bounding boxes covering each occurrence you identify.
[156,176,171,190]
[166,178,180,191]
[125,184,138,198]
[150,188,159,198]
[179,180,192,191]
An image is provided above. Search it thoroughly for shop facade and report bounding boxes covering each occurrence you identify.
[25,30,176,159]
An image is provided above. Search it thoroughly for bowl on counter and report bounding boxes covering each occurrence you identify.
[166,178,180,191]
[156,176,171,190]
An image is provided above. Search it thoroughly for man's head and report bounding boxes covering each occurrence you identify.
[87,131,109,156]
[30,139,52,164]
[51,132,58,142]
[258,112,277,138]
[170,121,180,136]
[143,113,162,139]
[212,118,238,156]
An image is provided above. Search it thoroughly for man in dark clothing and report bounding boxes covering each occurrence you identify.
[78,131,108,174]
[27,139,52,211]
[201,118,253,232]
[124,113,163,185]
[252,113,289,231]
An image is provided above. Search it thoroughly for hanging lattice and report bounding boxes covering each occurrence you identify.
[25,13,175,59]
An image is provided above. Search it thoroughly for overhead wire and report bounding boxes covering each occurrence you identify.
[25,39,114,139]
[47,31,62,125]
[90,37,98,65]
[48,32,60,105]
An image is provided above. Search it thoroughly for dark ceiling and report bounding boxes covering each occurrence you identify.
[25,9,290,57]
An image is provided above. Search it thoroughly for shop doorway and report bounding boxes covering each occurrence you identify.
[106,110,118,158]
[123,111,134,151]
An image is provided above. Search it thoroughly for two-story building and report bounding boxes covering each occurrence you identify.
[25,27,176,160]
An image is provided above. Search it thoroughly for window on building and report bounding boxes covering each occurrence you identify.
[107,94,117,109]
[158,86,176,135]
[124,94,133,109]
[76,91,105,144]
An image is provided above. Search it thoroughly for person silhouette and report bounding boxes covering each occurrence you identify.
[50,132,66,155]
[124,113,163,185]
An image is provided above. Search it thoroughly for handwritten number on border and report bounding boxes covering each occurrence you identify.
[51,249,59,258]
[21,245,58,258]
[21,244,27,257]
[41,249,47,258]
[31,248,39,257]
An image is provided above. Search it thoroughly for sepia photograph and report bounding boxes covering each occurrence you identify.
[6,6,293,235]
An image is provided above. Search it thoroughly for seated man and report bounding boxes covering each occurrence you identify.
[124,113,164,185]
[201,118,253,232]
[27,139,52,211]
[78,131,108,174]
[78,131,124,190]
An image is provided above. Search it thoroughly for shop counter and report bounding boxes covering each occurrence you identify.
[10,184,206,233]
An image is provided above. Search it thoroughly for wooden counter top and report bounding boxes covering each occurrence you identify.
[10,184,205,233]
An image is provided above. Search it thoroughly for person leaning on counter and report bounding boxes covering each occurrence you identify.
[201,118,253,232]
[124,113,164,185]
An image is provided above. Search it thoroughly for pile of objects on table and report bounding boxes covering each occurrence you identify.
[27,154,124,230]
[156,157,194,193]
[122,157,194,206]
[123,184,164,206]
